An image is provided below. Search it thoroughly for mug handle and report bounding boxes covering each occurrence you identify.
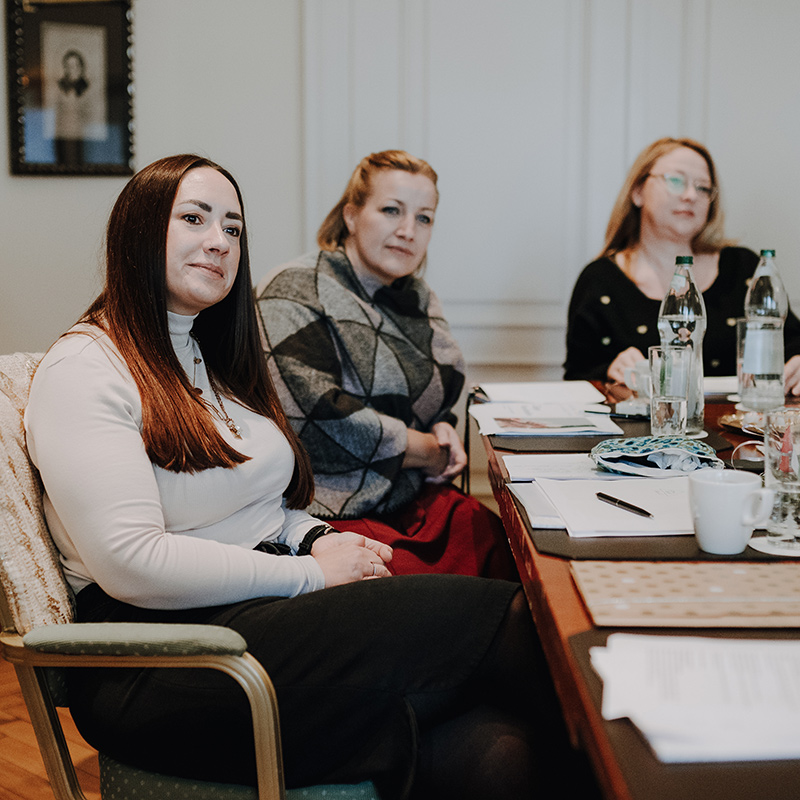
[743,488,775,528]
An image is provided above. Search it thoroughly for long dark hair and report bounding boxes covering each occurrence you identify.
[81,154,313,508]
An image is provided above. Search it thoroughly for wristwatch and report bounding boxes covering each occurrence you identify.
[296,523,338,556]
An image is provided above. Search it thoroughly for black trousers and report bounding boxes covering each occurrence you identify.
[67,575,519,798]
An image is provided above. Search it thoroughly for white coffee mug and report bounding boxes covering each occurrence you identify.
[688,470,774,555]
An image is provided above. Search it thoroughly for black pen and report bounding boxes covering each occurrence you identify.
[595,492,654,519]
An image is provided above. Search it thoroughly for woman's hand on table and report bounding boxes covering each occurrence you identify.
[606,346,646,384]
[785,355,800,396]
[311,532,393,585]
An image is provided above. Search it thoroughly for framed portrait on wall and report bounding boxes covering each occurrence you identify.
[5,0,133,175]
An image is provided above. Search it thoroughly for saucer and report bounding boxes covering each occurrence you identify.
[748,535,800,557]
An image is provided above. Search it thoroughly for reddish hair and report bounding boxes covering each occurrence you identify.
[81,154,313,508]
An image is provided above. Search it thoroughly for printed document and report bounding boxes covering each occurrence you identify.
[591,633,800,761]
[469,402,623,437]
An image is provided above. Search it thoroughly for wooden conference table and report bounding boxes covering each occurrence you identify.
[483,394,800,800]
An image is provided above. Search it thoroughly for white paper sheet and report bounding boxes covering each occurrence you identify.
[503,453,627,482]
[475,381,605,404]
[591,633,800,762]
[535,476,693,537]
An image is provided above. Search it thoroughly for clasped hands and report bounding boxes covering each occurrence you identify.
[403,421,467,483]
[311,531,393,586]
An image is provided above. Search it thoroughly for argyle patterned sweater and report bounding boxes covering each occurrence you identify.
[256,249,465,519]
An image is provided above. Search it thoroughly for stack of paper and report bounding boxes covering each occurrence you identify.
[502,452,625,482]
[507,483,565,529]
[475,381,606,404]
[591,633,800,762]
[469,401,623,436]
[469,380,623,437]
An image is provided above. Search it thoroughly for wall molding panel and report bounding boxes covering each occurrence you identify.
[303,0,800,377]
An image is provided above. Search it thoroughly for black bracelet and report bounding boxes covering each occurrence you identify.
[296,524,338,556]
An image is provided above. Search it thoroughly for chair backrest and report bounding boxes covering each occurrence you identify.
[0,352,381,800]
[0,352,74,635]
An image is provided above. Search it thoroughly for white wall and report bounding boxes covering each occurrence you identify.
[4,0,800,378]
[302,0,800,384]
[0,0,305,353]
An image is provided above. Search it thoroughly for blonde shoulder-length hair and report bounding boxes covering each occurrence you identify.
[317,150,439,252]
[600,137,733,260]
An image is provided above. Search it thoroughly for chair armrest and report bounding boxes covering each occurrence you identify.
[22,622,247,657]
[1,623,284,799]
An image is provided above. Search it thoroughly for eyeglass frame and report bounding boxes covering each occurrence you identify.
[647,172,717,201]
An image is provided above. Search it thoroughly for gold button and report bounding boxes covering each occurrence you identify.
[600,295,610,305]
[637,325,647,334]
[601,337,611,346]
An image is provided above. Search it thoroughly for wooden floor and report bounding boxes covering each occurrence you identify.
[0,657,100,800]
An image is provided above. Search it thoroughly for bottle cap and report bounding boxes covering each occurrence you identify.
[675,256,693,264]
[760,249,776,257]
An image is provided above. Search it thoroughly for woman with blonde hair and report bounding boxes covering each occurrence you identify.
[256,149,517,579]
[564,136,800,387]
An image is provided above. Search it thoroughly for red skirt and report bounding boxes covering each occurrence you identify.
[327,483,519,580]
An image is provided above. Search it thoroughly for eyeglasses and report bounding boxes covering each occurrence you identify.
[648,172,717,201]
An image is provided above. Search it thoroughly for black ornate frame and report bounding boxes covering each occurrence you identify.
[5,0,133,175]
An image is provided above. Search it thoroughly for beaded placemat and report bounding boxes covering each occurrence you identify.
[571,560,800,627]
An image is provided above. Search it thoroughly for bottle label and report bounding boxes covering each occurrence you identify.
[742,327,784,374]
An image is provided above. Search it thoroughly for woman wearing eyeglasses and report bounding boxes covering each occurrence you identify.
[564,136,800,388]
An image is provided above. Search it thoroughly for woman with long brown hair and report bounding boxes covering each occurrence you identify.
[564,136,800,387]
[25,154,589,798]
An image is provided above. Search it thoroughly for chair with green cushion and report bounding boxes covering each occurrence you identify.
[0,352,378,800]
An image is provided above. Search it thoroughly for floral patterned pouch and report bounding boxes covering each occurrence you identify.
[590,435,725,477]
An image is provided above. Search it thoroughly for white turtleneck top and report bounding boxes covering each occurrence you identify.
[24,312,326,609]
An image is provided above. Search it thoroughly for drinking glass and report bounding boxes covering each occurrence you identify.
[649,345,690,436]
[763,407,800,545]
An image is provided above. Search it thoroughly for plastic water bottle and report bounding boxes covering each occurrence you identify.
[657,256,707,435]
[741,249,787,411]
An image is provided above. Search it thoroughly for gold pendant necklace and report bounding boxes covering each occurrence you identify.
[189,334,242,440]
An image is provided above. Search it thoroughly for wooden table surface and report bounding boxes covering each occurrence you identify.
[481,398,758,800]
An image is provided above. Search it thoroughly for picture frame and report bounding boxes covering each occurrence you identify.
[5,0,133,175]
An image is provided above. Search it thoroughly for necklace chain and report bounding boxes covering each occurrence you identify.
[189,334,242,440]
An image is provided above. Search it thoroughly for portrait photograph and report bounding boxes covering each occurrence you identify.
[5,0,133,175]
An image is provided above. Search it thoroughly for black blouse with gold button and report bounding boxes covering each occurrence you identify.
[564,246,800,381]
